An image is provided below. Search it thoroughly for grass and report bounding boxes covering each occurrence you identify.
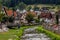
[0,26,28,40]
[1,25,58,40]
[0,25,36,40]
[0,29,17,40]
[16,25,38,40]
[36,26,60,40]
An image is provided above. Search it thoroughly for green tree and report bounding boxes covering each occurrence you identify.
[25,12,35,23]
[56,14,59,24]
[35,19,40,23]
[8,16,14,23]
[33,5,40,11]
[26,5,32,11]
[0,1,3,22]
[2,0,19,8]
[0,0,2,12]
[0,13,5,22]
[18,2,27,10]
[1,16,9,23]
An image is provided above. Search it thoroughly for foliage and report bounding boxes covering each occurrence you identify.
[8,16,14,23]
[19,0,60,5]
[2,0,19,8]
[33,5,40,11]
[57,6,60,10]
[0,2,3,22]
[25,12,35,23]
[0,25,34,40]
[1,16,8,23]
[0,15,14,24]
[56,14,59,24]
[35,19,40,23]
[0,3,2,12]
[36,26,60,40]
[26,5,32,11]
[16,26,34,40]
[17,2,27,10]
[1,0,60,8]
[0,13,5,22]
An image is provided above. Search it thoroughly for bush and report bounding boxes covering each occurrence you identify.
[1,16,8,23]
[35,19,40,23]
[18,2,27,10]
[25,12,35,23]
[26,5,32,11]
[56,14,59,24]
[15,26,33,40]
[0,13,5,22]
[36,26,60,40]
[33,5,40,11]
[8,16,14,23]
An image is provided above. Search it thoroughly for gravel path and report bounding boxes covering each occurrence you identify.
[20,26,51,40]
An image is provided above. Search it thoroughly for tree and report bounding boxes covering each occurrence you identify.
[0,0,2,12]
[0,1,4,22]
[33,5,40,11]
[35,19,40,23]
[2,0,19,8]
[1,0,60,8]
[8,16,14,23]
[1,16,8,23]
[18,2,27,10]
[26,5,32,11]
[0,13,5,22]
[56,14,59,24]
[25,12,35,23]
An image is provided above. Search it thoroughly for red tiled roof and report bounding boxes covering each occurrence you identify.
[40,12,52,19]
[40,12,46,18]
[6,10,17,17]
[6,10,13,16]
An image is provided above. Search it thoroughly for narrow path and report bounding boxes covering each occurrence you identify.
[20,26,51,40]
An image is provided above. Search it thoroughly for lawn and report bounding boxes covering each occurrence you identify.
[36,26,60,40]
[1,25,59,40]
[0,29,17,40]
[0,25,36,40]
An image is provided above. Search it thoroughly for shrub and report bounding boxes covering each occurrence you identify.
[18,2,27,10]
[35,19,40,23]
[36,26,60,40]
[8,16,14,23]
[15,26,33,40]
[26,5,32,11]
[25,12,35,23]
[33,5,40,11]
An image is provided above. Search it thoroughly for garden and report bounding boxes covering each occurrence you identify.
[36,26,60,40]
[0,25,37,40]
[0,24,60,40]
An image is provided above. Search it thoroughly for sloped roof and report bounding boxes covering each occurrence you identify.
[6,10,13,16]
[6,9,17,17]
[40,12,52,19]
